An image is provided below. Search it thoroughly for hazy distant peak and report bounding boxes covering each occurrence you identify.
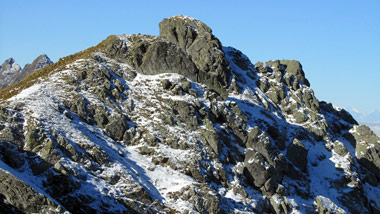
[32,54,53,70]
[22,54,53,72]
[0,54,53,90]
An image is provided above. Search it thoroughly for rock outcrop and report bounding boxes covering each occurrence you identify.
[348,125,380,180]
[0,16,379,214]
[0,169,64,213]
[160,16,231,96]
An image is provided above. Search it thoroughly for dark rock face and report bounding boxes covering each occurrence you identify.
[139,39,199,80]
[98,16,232,98]
[105,114,128,141]
[286,138,308,172]
[160,16,230,97]
[159,16,228,76]
[244,149,271,188]
[279,60,310,87]
[0,169,63,213]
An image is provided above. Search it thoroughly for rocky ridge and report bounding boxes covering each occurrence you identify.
[0,54,53,90]
[0,16,379,213]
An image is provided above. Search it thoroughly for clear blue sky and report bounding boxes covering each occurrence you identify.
[1,0,379,113]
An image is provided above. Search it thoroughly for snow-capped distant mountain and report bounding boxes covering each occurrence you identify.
[0,16,379,214]
[0,54,53,90]
[0,58,22,89]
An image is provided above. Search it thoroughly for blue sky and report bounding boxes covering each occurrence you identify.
[1,0,379,114]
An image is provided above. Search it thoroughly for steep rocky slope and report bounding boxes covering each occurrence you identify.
[0,16,379,214]
[0,54,53,90]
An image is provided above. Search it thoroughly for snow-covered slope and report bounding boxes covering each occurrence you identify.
[0,16,379,214]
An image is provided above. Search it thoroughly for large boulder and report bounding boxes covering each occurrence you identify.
[286,138,308,172]
[244,149,271,188]
[159,16,230,97]
[200,129,221,155]
[244,129,288,190]
[351,125,380,180]
[139,39,198,81]
[0,169,63,213]
[280,60,310,87]
[105,114,128,141]
[159,16,227,74]
[315,195,347,214]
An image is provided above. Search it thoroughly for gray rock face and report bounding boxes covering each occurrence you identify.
[159,16,231,97]
[159,16,230,84]
[97,17,231,98]
[280,60,310,87]
[350,125,380,180]
[244,149,271,188]
[139,39,198,81]
[160,16,230,97]
[105,114,128,141]
[0,169,63,213]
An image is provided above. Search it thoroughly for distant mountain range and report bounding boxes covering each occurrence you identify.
[0,54,53,90]
[349,108,380,122]
[348,108,380,136]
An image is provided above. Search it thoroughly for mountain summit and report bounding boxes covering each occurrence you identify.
[0,58,21,73]
[0,58,22,89]
[0,16,379,213]
[0,54,53,90]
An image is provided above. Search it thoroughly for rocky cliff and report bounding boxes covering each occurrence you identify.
[0,16,379,214]
[0,54,53,90]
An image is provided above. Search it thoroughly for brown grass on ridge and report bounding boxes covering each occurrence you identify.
[0,35,117,100]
